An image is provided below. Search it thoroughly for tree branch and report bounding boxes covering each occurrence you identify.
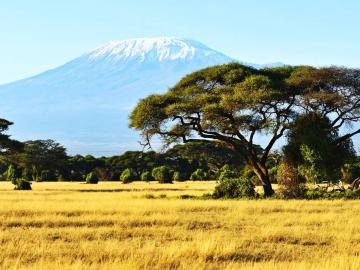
[334,128,360,145]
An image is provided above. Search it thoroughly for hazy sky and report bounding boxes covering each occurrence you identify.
[1,0,359,84]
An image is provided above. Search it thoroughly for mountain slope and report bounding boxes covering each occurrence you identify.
[0,38,245,155]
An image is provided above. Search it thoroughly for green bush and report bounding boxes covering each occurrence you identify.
[240,165,259,185]
[344,189,360,199]
[218,167,238,181]
[120,168,137,183]
[213,177,256,199]
[141,171,152,182]
[172,171,183,181]
[190,168,208,181]
[14,179,32,190]
[85,172,99,184]
[273,186,360,200]
[303,188,360,200]
[152,166,172,183]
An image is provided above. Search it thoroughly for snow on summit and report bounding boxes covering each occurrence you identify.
[87,37,226,62]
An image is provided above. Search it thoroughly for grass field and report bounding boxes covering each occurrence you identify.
[0,181,359,270]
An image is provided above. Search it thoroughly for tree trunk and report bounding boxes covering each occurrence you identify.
[252,163,274,197]
[261,174,274,197]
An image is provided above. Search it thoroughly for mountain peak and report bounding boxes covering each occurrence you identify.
[86,37,228,62]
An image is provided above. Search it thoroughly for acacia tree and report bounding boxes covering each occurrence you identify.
[130,63,360,196]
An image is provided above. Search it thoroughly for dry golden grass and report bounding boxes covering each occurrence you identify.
[0,181,359,270]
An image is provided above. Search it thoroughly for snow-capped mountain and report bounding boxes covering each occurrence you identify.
[0,37,268,155]
[88,37,230,62]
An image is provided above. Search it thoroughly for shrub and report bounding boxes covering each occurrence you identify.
[213,177,256,199]
[276,161,306,198]
[85,172,99,184]
[172,171,183,181]
[240,165,259,185]
[14,179,32,190]
[141,171,152,182]
[190,168,208,181]
[152,166,172,183]
[120,168,137,183]
[218,166,238,181]
[303,189,360,200]
[344,189,360,199]
[179,194,196,199]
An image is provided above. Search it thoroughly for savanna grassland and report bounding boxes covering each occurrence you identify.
[0,181,359,270]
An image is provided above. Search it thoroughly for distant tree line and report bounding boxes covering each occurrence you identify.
[0,139,253,183]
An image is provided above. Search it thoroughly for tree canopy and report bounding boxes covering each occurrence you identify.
[10,140,67,181]
[0,118,23,154]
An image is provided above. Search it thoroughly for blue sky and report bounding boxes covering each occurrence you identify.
[0,0,359,84]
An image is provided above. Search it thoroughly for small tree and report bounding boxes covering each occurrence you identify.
[284,113,355,184]
[152,166,172,183]
[298,145,326,184]
[0,118,23,153]
[141,171,152,181]
[85,172,99,184]
[120,168,137,183]
[190,168,209,181]
[277,161,305,198]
